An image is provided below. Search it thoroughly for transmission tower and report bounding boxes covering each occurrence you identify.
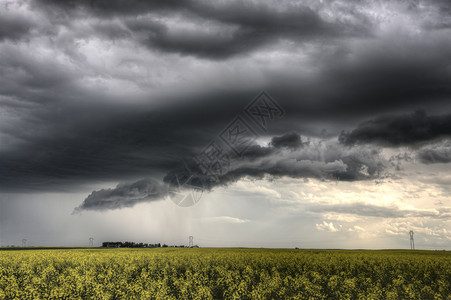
[89,237,94,247]
[189,236,194,248]
[22,239,27,247]
[409,231,415,250]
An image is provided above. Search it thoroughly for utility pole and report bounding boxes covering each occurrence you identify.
[409,231,415,250]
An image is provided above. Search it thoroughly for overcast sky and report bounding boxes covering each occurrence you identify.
[0,0,450,249]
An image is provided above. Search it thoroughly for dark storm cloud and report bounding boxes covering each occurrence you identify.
[308,45,451,119]
[0,45,80,105]
[0,87,281,192]
[417,142,451,164]
[36,0,364,59]
[76,135,388,212]
[0,101,217,191]
[34,0,191,17]
[339,111,451,147]
[2,0,451,201]
[27,0,451,115]
[74,178,166,212]
[0,14,33,41]
[138,5,343,59]
[164,137,387,191]
[270,132,306,149]
[241,35,451,138]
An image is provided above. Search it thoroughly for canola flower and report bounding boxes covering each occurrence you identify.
[0,248,449,299]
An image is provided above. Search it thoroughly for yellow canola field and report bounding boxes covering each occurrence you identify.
[0,248,450,299]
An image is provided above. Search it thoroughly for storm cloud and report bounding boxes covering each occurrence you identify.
[417,141,451,164]
[0,12,33,41]
[75,132,388,212]
[339,111,451,147]
[0,0,451,213]
[74,178,167,212]
[270,132,306,149]
[218,139,387,184]
[35,0,362,59]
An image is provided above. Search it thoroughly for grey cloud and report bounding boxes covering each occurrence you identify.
[34,0,191,17]
[164,139,388,192]
[2,0,451,196]
[0,104,199,192]
[270,132,306,150]
[74,178,166,212]
[213,132,306,163]
[0,45,79,104]
[18,0,451,118]
[141,4,343,59]
[0,89,255,192]
[92,21,132,40]
[3,44,451,193]
[389,152,414,171]
[311,203,451,219]
[36,0,365,59]
[221,158,348,183]
[417,141,451,164]
[75,135,389,212]
[0,14,33,41]
[339,111,451,147]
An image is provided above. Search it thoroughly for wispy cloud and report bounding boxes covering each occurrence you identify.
[316,221,341,232]
[201,216,250,224]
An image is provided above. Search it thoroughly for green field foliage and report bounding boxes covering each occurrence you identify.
[0,248,450,299]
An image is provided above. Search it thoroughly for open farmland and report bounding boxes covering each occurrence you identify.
[0,248,449,299]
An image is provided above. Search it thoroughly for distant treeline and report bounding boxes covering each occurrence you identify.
[102,242,161,248]
[101,242,198,248]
